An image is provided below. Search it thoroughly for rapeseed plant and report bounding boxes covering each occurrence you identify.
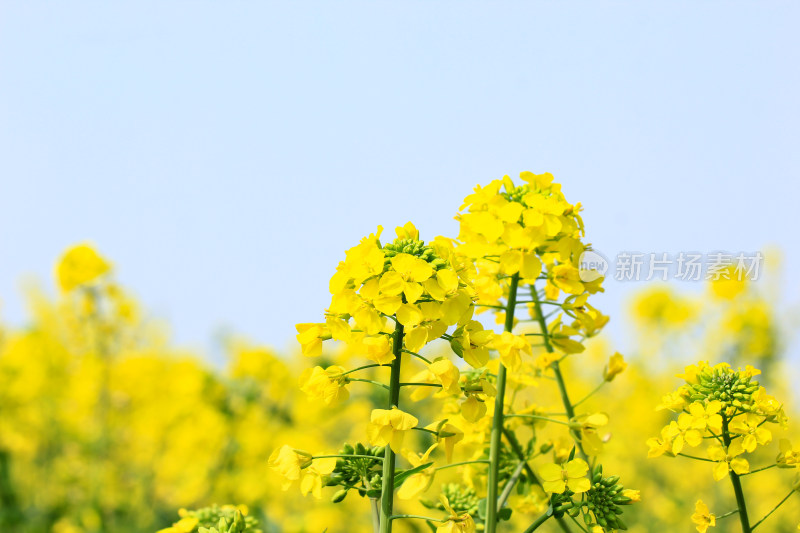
[650,361,796,532]
[0,180,797,533]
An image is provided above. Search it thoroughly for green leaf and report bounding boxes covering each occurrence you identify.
[365,461,434,498]
[477,498,487,520]
[393,462,434,489]
[498,508,513,521]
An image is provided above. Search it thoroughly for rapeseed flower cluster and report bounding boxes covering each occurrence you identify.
[650,362,796,531]
[274,173,638,533]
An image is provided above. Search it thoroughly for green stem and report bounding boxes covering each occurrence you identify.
[498,461,525,509]
[677,453,716,462]
[505,414,572,426]
[434,460,490,471]
[348,378,390,390]
[523,511,551,533]
[379,320,404,533]
[485,272,519,533]
[568,514,590,533]
[741,463,777,476]
[573,381,607,408]
[722,416,751,533]
[751,489,795,530]
[501,428,573,533]
[389,514,441,522]
[530,284,587,462]
[402,349,432,364]
[313,455,382,461]
[553,365,585,461]
[342,364,388,376]
[370,498,380,533]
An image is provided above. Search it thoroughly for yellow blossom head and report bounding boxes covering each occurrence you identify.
[56,243,111,292]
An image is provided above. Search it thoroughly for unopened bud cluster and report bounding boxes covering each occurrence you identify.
[326,442,385,502]
[688,365,759,412]
[581,466,633,531]
[159,505,260,533]
[383,238,447,269]
[422,483,480,517]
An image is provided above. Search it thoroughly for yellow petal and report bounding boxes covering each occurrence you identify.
[373,294,403,316]
[565,459,589,478]
[568,477,591,494]
[379,271,405,296]
[397,304,424,327]
[314,457,338,475]
[408,258,434,282]
[731,457,750,475]
[461,396,486,422]
[542,480,566,494]
[537,463,562,483]
[520,253,542,279]
[712,461,729,481]
[436,269,459,293]
[404,282,425,304]
[397,472,432,500]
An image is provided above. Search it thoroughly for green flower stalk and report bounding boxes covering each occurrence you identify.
[485,273,519,532]
[378,319,404,533]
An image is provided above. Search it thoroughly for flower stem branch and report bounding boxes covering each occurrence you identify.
[523,511,551,533]
[402,349,432,364]
[530,284,587,462]
[370,498,380,533]
[342,364,388,376]
[497,461,525,510]
[751,489,795,530]
[434,460,490,472]
[505,414,572,426]
[573,381,607,408]
[389,514,440,522]
[740,464,777,476]
[677,453,716,462]
[313,454,382,461]
[348,378,390,390]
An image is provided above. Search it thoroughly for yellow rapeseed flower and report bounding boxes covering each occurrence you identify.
[538,458,591,494]
[268,445,312,488]
[688,401,723,434]
[298,365,349,406]
[603,352,627,381]
[398,444,437,500]
[367,407,419,453]
[691,499,715,533]
[708,441,749,481]
[436,495,476,533]
[492,331,531,372]
[729,413,772,452]
[56,243,111,292]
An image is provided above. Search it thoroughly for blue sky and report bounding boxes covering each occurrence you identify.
[1,2,798,360]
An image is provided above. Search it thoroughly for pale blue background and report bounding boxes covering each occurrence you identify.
[1,2,798,360]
